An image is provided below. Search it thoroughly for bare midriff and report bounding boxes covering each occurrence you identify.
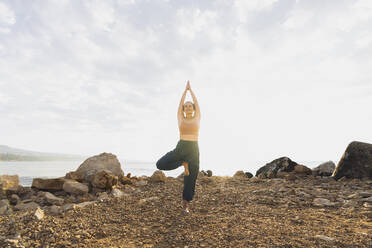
[180,134,198,141]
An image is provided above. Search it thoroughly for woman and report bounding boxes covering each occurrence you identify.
[156,80,201,214]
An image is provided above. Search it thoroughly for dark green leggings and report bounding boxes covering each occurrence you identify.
[156,140,200,201]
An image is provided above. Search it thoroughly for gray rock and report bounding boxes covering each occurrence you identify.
[61,203,75,212]
[332,141,372,180]
[75,201,96,208]
[256,157,298,177]
[14,201,40,211]
[63,180,89,195]
[312,161,336,177]
[358,192,372,197]
[10,194,20,205]
[49,205,62,215]
[245,172,253,178]
[0,199,11,215]
[0,205,8,215]
[313,198,335,207]
[32,178,65,191]
[314,235,334,242]
[76,153,124,182]
[43,192,64,206]
[360,196,372,203]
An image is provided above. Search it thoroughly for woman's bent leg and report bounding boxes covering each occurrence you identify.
[182,158,199,201]
[156,150,183,171]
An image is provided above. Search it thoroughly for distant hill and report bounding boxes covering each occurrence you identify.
[0,145,85,161]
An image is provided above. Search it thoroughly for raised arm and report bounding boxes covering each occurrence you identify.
[177,88,187,120]
[189,88,200,119]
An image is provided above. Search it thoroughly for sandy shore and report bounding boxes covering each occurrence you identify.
[1,175,371,248]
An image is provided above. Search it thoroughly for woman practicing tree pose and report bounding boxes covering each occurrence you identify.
[156,80,201,214]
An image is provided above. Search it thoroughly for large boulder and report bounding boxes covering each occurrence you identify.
[63,180,89,195]
[91,170,118,189]
[32,178,65,191]
[255,157,298,177]
[332,141,372,180]
[312,161,336,177]
[0,175,19,190]
[76,153,124,182]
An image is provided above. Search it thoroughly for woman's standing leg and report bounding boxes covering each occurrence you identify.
[156,149,183,171]
[182,156,199,202]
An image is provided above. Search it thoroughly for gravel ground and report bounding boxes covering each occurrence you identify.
[1,176,371,248]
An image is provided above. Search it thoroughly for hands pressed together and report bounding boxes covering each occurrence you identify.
[185,80,191,91]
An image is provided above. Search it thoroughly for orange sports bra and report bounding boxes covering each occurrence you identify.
[178,117,200,136]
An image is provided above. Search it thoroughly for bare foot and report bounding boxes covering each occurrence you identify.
[182,161,189,176]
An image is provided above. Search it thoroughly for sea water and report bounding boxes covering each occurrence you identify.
[0,160,327,186]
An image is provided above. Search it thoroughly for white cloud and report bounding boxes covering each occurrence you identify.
[0,0,371,174]
[0,2,15,33]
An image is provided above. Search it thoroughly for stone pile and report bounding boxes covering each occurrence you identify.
[0,153,149,218]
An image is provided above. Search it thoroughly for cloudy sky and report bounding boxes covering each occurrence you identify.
[1,0,371,175]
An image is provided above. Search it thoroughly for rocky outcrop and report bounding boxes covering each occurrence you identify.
[32,178,65,191]
[332,141,372,180]
[63,180,89,195]
[256,157,312,179]
[256,157,298,177]
[76,153,124,182]
[312,161,335,177]
[91,170,118,189]
[0,175,19,190]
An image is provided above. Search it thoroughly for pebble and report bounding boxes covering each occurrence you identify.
[359,196,372,203]
[34,207,44,220]
[313,198,335,207]
[314,235,334,242]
